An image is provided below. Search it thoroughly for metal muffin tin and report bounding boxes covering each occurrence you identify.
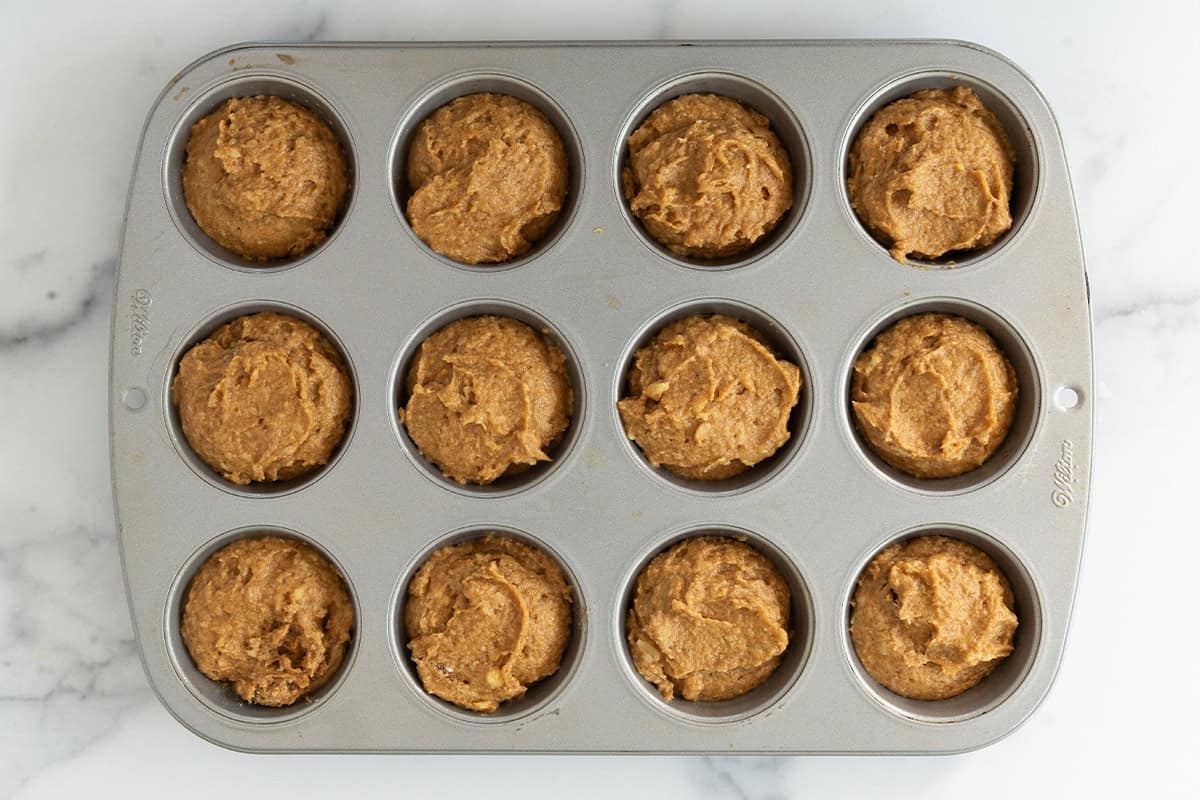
[109,40,1093,754]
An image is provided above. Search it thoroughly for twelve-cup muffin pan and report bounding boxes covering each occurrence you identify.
[109,40,1093,754]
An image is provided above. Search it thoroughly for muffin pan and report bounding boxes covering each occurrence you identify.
[109,40,1092,754]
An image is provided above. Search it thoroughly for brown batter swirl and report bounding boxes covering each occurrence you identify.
[847,86,1015,263]
[622,93,793,259]
[618,314,801,480]
[852,313,1018,479]
[181,536,355,707]
[399,315,574,485]
[182,96,348,261]
[405,535,573,712]
[850,535,1018,700]
[627,536,790,702]
[172,312,353,485]
[405,93,569,265]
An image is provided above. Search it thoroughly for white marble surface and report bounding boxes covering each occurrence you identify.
[2,0,1198,796]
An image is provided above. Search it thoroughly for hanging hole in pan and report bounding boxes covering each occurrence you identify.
[1054,386,1082,411]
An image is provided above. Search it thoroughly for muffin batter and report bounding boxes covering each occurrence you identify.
[182,96,349,261]
[405,535,573,713]
[851,313,1018,479]
[850,535,1018,700]
[181,536,355,707]
[847,86,1015,262]
[172,312,353,485]
[399,315,573,484]
[627,536,790,702]
[622,93,793,259]
[405,93,569,264]
[618,314,801,480]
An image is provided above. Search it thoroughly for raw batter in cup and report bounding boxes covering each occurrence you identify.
[627,536,791,702]
[847,86,1015,263]
[622,93,793,260]
[181,536,355,707]
[399,315,574,485]
[182,95,349,261]
[850,535,1018,700]
[851,312,1018,479]
[405,93,569,265]
[618,314,801,480]
[405,535,573,712]
[172,312,353,485]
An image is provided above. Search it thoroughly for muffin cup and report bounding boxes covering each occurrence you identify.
[614,71,811,270]
[615,526,815,724]
[389,299,586,498]
[840,524,1043,724]
[163,300,359,499]
[840,296,1041,495]
[838,70,1040,270]
[163,72,358,272]
[164,526,361,724]
[388,525,588,724]
[613,297,813,496]
[388,71,585,272]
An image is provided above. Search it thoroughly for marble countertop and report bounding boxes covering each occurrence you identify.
[2,0,1195,797]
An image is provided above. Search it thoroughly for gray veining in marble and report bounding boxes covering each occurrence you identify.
[2,0,1197,797]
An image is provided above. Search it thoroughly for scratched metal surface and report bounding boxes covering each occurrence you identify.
[109,40,1092,753]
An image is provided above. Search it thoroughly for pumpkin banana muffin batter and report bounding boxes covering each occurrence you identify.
[851,313,1018,479]
[850,535,1019,700]
[405,535,573,713]
[405,93,569,265]
[399,315,574,485]
[627,536,791,702]
[182,96,349,261]
[181,536,355,707]
[618,314,801,480]
[847,86,1015,263]
[622,93,793,259]
[172,312,353,485]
